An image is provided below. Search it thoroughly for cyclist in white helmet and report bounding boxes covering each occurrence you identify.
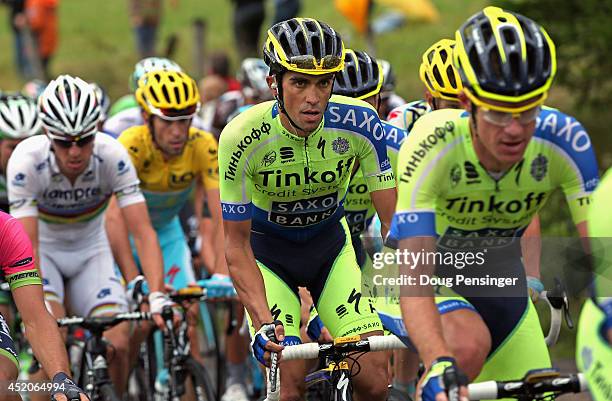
[0,94,42,213]
[7,75,171,396]
[104,57,208,137]
[91,82,111,131]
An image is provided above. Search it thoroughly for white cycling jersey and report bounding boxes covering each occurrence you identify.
[103,107,210,138]
[7,134,144,242]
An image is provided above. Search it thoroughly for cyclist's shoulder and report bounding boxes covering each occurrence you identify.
[404,107,465,143]
[118,124,148,144]
[11,135,48,161]
[325,95,386,143]
[533,106,592,148]
[219,100,276,145]
[382,120,408,150]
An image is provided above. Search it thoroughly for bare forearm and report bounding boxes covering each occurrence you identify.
[25,311,70,377]
[133,231,164,292]
[521,216,541,278]
[226,246,271,328]
[371,188,397,239]
[399,237,451,366]
[106,209,140,281]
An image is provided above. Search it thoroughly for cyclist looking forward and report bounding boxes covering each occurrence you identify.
[219,18,397,401]
[7,75,168,395]
[390,7,599,401]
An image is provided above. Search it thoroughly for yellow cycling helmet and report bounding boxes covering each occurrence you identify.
[263,18,345,75]
[454,6,557,112]
[419,39,463,101]
[136,70,200,120]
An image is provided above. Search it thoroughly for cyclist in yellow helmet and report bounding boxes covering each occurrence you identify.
[219,17,397,401]
[391,6,598,401]
[106,69,226,372]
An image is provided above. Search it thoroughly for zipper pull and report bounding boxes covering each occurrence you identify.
[495,180,500,192]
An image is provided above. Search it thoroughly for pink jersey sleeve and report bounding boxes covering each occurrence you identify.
[0,211,41,290]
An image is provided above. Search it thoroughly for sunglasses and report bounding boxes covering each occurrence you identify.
[150,103,199,121]
[50,133,96,148]
[285,54,343,74]
[479,105,541,127]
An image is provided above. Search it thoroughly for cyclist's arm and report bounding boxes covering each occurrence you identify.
[16,216,40,271]
[521,216,541,279]
[398,236,452,368]
[224,219,272,328]
[105,196,140,281]
[370,188,397,239]
[121,202,164,293]
[13,284,71,377]
[206,188,229,275]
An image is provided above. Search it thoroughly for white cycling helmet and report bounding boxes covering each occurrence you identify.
[237,58,272,100]
[39,75,101,138]
[0,93,42,139]
[90,83,111,121]
[130,57,183,92]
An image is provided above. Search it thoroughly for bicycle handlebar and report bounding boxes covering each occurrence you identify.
[264,335,589,401]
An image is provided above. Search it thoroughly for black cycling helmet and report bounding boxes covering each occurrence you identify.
[333,49,382,100]
[263,18,345,76]
[454,6,556,109]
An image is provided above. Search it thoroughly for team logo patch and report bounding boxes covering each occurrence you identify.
[12,173,26,186]
[464,161,481,184]
[332,138,350,155]
[530,154,548,181]
[280,147,294,162]
[450,164,461,187]
[261,150,277,167]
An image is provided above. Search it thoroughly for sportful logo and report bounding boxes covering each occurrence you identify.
[280,147,294,163]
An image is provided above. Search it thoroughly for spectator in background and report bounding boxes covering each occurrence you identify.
[128,0,179,58]
[25,0,58,80]
[273,0,299,23]
[1,0,31,78]
[207,52,241,91]
[231,0,265,60]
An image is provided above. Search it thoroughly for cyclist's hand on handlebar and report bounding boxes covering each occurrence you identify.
[149,291,181,331]
[418,357,469,401]
[51,372,89,401]
[527,276,544,303]
[251,320,284,367]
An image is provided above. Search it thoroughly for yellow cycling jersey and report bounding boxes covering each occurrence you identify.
[118,125,219,228]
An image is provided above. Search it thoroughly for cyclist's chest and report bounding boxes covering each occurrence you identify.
[136,151,198,192]
[250,134,357,201]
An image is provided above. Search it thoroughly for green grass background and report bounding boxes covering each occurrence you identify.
[0,0,593,361]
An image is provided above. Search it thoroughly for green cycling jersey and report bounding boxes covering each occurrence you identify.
[219,95,396,242]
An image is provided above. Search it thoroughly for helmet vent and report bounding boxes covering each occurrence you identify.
[446,65,457,88]
[312,36,322,59]
[439,49,448,63]
[502,28,516,45]
[432,66,443,86]
[295,31,307,54]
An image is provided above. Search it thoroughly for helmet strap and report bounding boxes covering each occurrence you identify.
[274,72,307,134]
[147,114,162,150]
